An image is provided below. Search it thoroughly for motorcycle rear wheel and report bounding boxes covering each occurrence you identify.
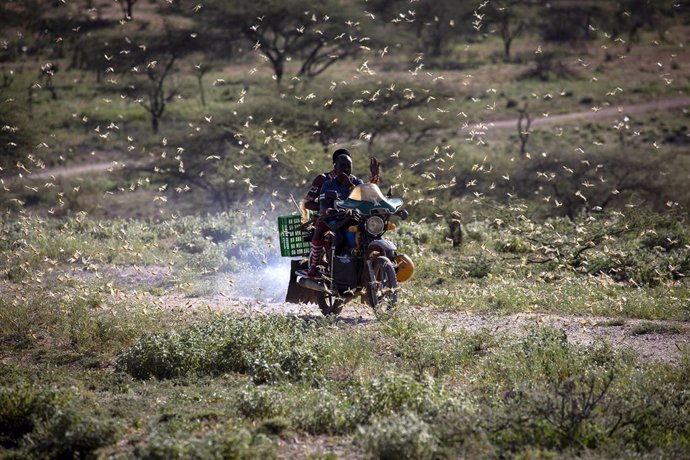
[367,256,398,316]
[317,292,344,316]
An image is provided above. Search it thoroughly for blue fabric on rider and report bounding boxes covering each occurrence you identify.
[319,175,363,205]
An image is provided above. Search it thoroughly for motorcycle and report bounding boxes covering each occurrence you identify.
[281,183,414,317]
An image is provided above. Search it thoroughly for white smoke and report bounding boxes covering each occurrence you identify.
[228,257,292,302]
[206,200,304,303]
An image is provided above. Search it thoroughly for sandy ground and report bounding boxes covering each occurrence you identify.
[137,290,688,364]
[57,261,690,364]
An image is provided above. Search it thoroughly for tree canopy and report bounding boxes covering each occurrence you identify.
[200,0,382,84]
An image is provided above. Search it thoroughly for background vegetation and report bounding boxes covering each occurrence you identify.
[1,0,689,458]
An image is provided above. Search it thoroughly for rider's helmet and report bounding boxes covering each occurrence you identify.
[394,254,414,282]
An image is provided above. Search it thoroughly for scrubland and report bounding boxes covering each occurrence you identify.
[1,0,689,458]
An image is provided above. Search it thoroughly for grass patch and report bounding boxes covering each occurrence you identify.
[2,311,690,458]
[0,280,163,357]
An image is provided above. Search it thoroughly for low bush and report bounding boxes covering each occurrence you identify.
[135,426,275,460]
[495,235,531,254]
[0,385,70,448]
[348,374,448,425]
[291,390,350,435]
[455,255,493,279]
[236,385,287,420]
[30,407,122,459]
[471,328,690,454]
[0,282,158,355]
[356,411,439,460]
[380,312,490,378]
[116,316,322,384]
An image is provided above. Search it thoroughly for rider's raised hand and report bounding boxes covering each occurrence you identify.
[369,157,380,184]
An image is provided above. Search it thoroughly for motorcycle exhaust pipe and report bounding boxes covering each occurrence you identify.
[297,276,334,295]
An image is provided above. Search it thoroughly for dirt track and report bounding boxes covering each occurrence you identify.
[62,259,690,365]
[476,95,690,133]
[27,160,132,180]
[148,292,689,364]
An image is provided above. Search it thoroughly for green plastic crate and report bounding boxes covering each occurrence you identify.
[278,214,311,257]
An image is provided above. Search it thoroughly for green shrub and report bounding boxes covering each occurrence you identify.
[356,411,439,460]
[381,312,490,378]
[428,403,484,457]
[0,385,69,448]
[584,248,688,287]
[116,316,322,384]
[456,255,493,279]
[348,374,446,425]
[30,408,122,459]
[176,232,209,255]
[236,386,286,420]
[115,330,207,380]
[0,282,159,355]
[468,328,690,454]
[496,236,531,254]
[135,426,275,460]
[291,390,350,435]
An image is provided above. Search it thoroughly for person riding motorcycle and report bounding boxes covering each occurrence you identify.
[307,152,380,277]
[299,149,379,215]
[299,149,349,215]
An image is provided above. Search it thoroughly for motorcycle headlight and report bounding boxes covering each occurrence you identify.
[365,216,385,235]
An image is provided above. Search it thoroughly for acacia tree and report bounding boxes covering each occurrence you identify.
[201,0,378,85]
[483,0,533,61]
[140,55,178,134]
[119,24,198,133]
[366,0,474,58]
[603,0,677,53]
[534,1,605,44]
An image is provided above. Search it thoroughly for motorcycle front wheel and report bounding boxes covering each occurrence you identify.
[367,255,398,316]
[317,292,344,316]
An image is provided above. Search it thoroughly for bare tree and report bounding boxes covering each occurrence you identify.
[517,102,531,157]
[116,0,137,20]
[140,56,178,133]
[195,63,210,107]
[484,0,531,61]
[120,24,192,133]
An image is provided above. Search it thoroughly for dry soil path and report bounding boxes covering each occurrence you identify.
[66,263,690,365]
[476,95,690,134]
[27,159,132,180]
[150,292,689,365]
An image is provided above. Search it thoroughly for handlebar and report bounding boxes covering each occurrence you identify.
[329,207,408,220]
